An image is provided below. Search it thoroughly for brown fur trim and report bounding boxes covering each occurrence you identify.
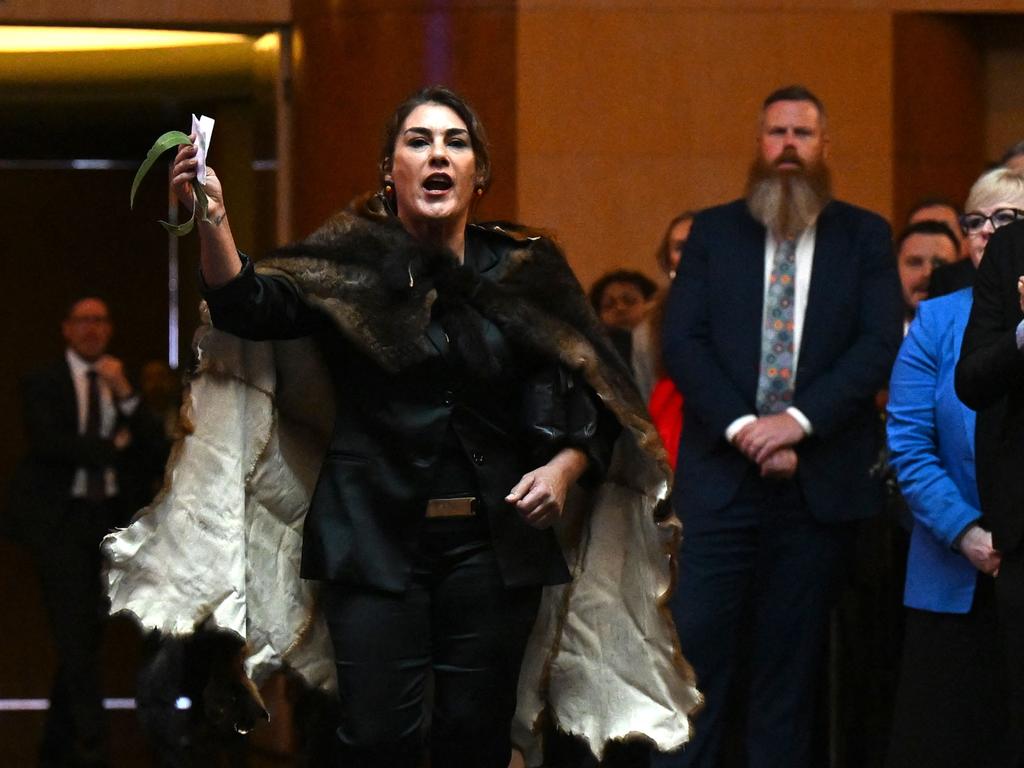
[253,207,671,493]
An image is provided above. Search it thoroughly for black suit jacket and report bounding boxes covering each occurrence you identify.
[7,359,166,552]
[928,257,976,299]
[663,198,902,521]
[203,228,609,592]
[955,219,1024,552]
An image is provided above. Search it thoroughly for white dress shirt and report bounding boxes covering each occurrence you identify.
[66,349,138,498]
[724,225,816,441]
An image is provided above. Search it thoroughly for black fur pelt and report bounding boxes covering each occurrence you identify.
[257,197,645,417]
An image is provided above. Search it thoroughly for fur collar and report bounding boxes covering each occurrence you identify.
[257,199,669,490]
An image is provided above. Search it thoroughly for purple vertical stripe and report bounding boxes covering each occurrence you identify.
[424,1,452,84]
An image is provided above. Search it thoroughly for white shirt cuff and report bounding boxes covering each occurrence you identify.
[725,415,757,443]
[786,406,813,435]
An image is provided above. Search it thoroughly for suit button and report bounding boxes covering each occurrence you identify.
[443,390,454,406]
[472,452,486,466]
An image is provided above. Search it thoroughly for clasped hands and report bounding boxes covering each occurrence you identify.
[733,412,805,479]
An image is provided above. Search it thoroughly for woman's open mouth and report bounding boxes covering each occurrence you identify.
[423,173,454,194]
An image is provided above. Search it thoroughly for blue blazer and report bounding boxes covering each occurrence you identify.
[887,288,980,613]
[663,199,902,521]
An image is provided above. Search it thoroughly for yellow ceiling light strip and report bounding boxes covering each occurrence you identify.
[0,27,252,53]
[253,33,280,53]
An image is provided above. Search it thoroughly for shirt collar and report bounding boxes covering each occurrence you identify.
[65,348,94,377]
[767,221,817,251]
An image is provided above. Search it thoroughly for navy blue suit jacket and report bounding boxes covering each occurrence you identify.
[663,198,902,521]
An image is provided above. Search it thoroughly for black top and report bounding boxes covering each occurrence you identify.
[928,258,975,300]
[425,232,515,505]
[955,220,1024,553]
[202,226,616,591]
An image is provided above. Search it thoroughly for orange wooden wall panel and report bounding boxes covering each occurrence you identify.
[983,17,1024,167]
[0,0,289,24]
[516,7,893,290]
[892,13,985,222]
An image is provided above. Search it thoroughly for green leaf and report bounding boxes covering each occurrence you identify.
[193,178,211,223]
[159,217,195,236]
[130,130,193,209]
[157,178,207,237]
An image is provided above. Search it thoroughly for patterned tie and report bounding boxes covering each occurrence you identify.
[85,369,105,502]
[756,238,797,414]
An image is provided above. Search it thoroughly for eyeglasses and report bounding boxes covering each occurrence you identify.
[960,208,1024,235]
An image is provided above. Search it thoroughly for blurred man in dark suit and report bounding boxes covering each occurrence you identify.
[8,297,164,768]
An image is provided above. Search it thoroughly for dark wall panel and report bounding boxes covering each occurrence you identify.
[289,0,518,240]
[0,167,167,761]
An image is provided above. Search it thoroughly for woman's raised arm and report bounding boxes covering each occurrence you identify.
[170,135,242,288]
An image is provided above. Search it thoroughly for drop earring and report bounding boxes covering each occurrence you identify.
[379,179,397,215]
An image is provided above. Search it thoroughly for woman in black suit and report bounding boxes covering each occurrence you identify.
[170,86,625,768]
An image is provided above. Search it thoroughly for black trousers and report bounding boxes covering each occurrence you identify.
[654,473,850,768]
[37,498,118,767]
[995,548,1024,767]
[322,518,541,768]
[886,575,1005,768]
[545,730,651,767]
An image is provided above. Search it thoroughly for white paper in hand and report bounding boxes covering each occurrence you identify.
[191,114,215,185]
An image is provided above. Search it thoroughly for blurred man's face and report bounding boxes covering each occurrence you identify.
[908,204,967,259]
[897,233,957,313]
[598,281,651,331]
[63,298,112,362]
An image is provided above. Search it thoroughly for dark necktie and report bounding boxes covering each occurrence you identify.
[85,369,105,502]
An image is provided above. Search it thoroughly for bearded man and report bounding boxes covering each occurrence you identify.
[653,86,902,768]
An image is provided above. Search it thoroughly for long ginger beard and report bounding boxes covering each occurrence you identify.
[745,149,832,240]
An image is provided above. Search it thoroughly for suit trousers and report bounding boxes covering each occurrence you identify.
[322,517,541,768]
[995,548,1024,767]
[37,498,118,767]
[654,470,850,768]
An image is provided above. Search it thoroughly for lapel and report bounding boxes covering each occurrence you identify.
[734,206,768,398]
[951,290,976,461]
[799,201,842,382]
[56,358,80,429]
[424,320,452,362]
